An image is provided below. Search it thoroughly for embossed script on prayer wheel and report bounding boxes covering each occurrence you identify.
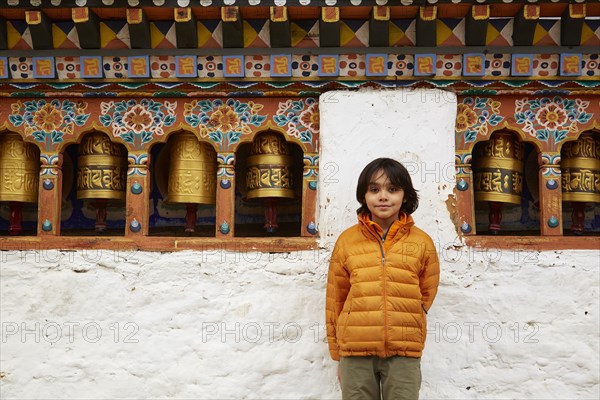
[245,131,294,200]
[76,132,127,201]
[561,133,600,203]
[473,131,525,205]
[167,133,217,205]
[0,133,40,203]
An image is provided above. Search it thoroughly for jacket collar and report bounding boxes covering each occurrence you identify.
[358,212,414,242]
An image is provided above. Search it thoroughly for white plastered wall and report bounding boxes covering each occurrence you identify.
[0,89,598,399]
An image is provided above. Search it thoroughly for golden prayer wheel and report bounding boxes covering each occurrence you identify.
[76,132,127,201]
[166,132,217,205]
[560,133,600,203]
[245,131,294,200]
[0,133,40,203]
[473,131,525,205]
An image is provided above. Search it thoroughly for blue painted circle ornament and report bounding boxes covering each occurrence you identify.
[42,220,52,232]
[548,216,559,228]
[43,179,54,190]
[129,219,141,232]
[460,222,472,234]
[220,179,231,189]
[308,181,318,190]
[220,221,230,235]
[457,179,468,191]
[131,182,143,195]
[307,222,317,235]
[546,179,558,190]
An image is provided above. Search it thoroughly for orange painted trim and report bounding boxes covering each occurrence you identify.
[221,6,239,23]
[270,6,288,23]
[472,5,490,20]
[25,11,42,25]
[174,7,192,23]
[72,7,90,23]
[321,7,340,23]
[373,6,390,22]
[569,4,586,19]
[126,8,144,24]
[465,235,599,251]
[0,98,320,154]
[215,152,236,238]
[0,236,319,253]
[124,171,150,237]
[524,4,540,20]
[420,6,437,22]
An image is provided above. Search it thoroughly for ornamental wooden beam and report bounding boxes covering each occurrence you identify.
[319,7,340,47]
[465,5,489,46]
[221,6,244,48]
[270,6,291,48]
[416,6,436,47]
[0,17,7,50]
[561,3,586,47]
[25,10,53,50]
[174,8,198,49]
[369,6,390,47]
[73,7,100,49]
[512,4,539,47]
[127,8,151,49]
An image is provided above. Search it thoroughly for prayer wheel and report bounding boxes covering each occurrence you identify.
[0,133,40,235]
[472,131,524,233]
[76,132,127,232]
[245,131,294,233]
[166,132,216,233]
[77,132,127,200]
[560,133,600,234]
[166,133,217,205]
[246,131,294,200]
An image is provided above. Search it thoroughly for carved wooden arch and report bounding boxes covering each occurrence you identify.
[229,121,311,154]
[455,94,600,154]
[555,125,600,154]
[59,126,127,149]
[465,122,544,155]
[0,128,45,153]
[145,127,220,165]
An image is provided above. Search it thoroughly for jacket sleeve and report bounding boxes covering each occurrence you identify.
[325,239,350,361]
[419,236,440,312]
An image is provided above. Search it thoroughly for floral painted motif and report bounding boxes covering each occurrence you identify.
[8,99,90,147]
[455,104,477,132]
[514,97,593,144]
[273,98,319,145]
[184,99,266,150]
[456,97,504,148]
[99,99,176,148]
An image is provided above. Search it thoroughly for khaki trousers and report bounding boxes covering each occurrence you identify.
[339,356,421,400]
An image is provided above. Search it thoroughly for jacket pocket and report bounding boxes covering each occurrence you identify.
[419,302,427,342]
[337,300,353,343]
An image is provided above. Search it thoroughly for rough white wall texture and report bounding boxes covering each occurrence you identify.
[1,89,599,399]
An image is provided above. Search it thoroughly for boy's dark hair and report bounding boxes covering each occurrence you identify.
[356,157,419,216]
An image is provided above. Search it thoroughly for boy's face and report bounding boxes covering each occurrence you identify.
[364,169,405,230]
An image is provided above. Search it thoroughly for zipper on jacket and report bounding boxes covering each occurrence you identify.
[377,233,389,357]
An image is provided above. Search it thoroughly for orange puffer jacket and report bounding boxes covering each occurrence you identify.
[326,213,440,361]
